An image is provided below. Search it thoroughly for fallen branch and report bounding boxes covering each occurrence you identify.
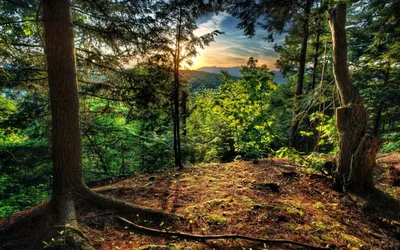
[117,216,331,250]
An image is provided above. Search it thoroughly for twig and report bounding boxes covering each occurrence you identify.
[117,216,331,250]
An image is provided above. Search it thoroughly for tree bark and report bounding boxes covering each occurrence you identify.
[328,3,382,192]
[42,0,85,221]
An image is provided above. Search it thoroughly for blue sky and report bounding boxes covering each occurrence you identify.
[192,12,286,70]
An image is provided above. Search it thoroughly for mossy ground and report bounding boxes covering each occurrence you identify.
[2,154,400,249]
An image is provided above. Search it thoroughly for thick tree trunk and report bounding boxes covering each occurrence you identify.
[289,0,312,147]
[42,0,85,221]
[328,4,381,192]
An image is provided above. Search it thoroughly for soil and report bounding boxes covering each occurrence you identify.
[1,154,400,250]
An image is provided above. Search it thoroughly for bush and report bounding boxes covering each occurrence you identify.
[381,132,400,153]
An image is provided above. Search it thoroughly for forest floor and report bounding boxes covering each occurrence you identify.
[2,154,400,249]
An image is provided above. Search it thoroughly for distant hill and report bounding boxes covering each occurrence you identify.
[196,66,287,84]
[196,66,242,77]
[181,70,239,92]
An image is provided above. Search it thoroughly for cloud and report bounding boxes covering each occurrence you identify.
[192,13,284,70]
[195,12,230,36]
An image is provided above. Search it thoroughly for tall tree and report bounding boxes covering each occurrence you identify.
[227,0,318,147]
[148,0,221,168]
[348,0,400,136]
[328,3,381,192]
[42,0,84,222]
[0,0,180,246]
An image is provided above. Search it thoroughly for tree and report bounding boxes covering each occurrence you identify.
[328,3,381,192]
[227,0,321,147]
[42,0,85,222]
[146,0,221,168]
[347,0,400,136]
[187,58,280,162]
[0,0,179,247]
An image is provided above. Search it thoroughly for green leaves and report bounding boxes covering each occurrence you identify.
[186,58,282,161]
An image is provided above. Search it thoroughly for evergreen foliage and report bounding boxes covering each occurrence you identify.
[0,0,399,219]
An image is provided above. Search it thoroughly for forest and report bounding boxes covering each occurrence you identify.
[0,0,399,249]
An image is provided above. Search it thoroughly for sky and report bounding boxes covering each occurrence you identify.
[191,12,286,70]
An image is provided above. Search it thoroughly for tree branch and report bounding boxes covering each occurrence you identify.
[117,216,331,250]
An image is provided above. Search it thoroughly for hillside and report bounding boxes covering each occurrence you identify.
[181,70,240,91]
[2,154,400,249]
[196,66,288,84]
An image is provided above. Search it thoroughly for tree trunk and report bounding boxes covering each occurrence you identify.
[174,68,182,168]
[310,26,321,91]
[289,0,312,147]
[373,63,390,136]
[328,3,381,192]
[373,106,382,136]
[295,0,312,97]
[182,91,187,136]
[42,0,86,221]
[173,7,183,169]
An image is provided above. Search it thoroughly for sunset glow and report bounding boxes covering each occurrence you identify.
[187,12,285,70]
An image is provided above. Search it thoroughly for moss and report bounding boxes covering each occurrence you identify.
[206,198,230,207]
[203,213,227,225]
[139,244,181,250]
[341,233,367,247]
[284,222,299,232]
[314,202,324,209]
[284,206,305,216]
[184,196,257,216]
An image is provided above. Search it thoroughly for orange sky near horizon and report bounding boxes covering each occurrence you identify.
[185,12,283,71]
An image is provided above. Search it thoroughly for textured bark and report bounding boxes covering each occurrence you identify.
[42,0,86,220]
[328,4,359,105]
[329,4,381,192]
[348,135,382,191]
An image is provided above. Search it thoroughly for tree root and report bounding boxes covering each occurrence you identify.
[78,188,183,223]
[1,186,183,249]
[54,224,95,250]
[117,216,331,250]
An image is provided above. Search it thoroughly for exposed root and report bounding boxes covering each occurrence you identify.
[79,187,183,223]
[1,186,183,249]
[117,216,331,250]
[53,224,95,250]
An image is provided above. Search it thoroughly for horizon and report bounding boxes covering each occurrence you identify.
[188,12,285,71]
